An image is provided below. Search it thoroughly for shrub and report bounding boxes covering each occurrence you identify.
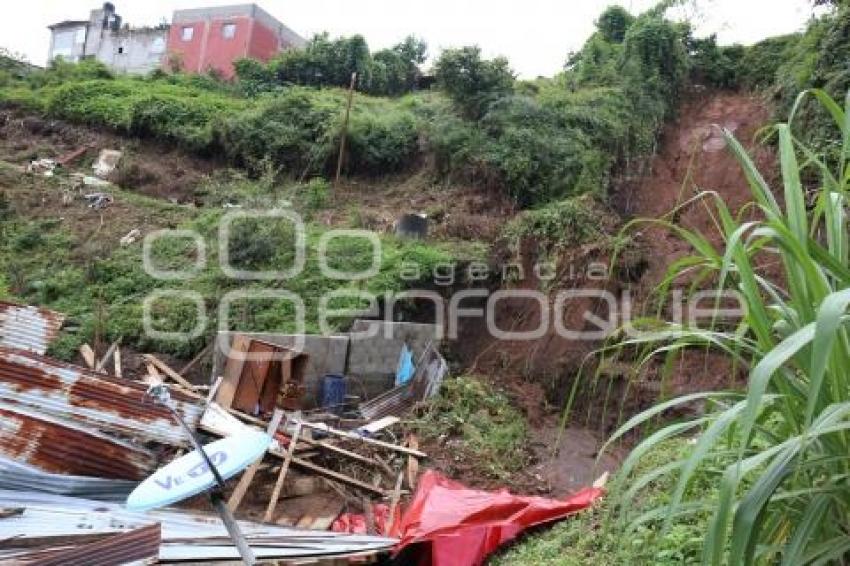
[215,87,340,174]
[434,46,515,119]
[347,106,419,173]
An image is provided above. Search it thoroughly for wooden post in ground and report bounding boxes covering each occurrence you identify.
[335,72,357,184]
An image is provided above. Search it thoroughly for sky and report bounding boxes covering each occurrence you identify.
[3,0,822,78]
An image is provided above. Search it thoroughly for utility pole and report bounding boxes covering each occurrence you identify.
[335,72,357,184]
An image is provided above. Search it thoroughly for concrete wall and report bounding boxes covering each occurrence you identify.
[212,320,441,409]
[49,5,167,75]
[169,4,305,78]
[48,24,88,63]
[93,27,168,75]
[48,3,303,77]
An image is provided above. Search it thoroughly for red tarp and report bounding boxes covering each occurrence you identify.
[334,470,603,566]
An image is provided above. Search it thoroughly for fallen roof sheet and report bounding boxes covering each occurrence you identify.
[6,523,160,566]
[0,400,155,480]
[0,456,136,501]
[0,301,65,355]
[360,343,447,420]
[0,490,397,563]
[0,347,203,447]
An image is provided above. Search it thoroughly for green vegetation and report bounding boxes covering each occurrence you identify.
[494,440,713,565]
[601,90,850,564]
[502,194,616,256]
[234,33,428,97]
[0,3,707,209]
[0,173,458,360]
[413,375,529,480]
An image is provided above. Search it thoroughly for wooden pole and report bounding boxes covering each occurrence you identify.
[227,409,285,513]
[264,412,303,523]
[335,72,357,184]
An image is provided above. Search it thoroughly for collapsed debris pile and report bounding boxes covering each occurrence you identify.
[0,302,602,564]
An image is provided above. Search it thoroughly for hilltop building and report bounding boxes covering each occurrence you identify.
[47,3,305,78]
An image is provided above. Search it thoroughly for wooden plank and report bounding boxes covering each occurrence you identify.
[407,434,420,490]
[179,343,210,376]
[232,341,276,414]
[79,344,96,369]
[95,340,119,373]
[294,494,345,531]
[294,419,427,459]
[113,347,122,377]
[264,415,303,523]
[358,416,400,435]
[290,457,386,497]
[143,354,195,390]
[294,436,390,474]
[386,471,404,535]
[227,409,285,513]
[216,335,251,409]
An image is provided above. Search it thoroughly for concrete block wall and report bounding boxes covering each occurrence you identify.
[212,320,441,409]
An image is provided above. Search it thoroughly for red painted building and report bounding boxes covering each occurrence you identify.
[166,4,305,78]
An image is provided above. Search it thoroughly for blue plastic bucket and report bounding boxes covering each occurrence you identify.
[321,374,347,414]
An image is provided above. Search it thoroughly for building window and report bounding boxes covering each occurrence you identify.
[74,27,86,44]
[117,46,124,54]
[222,23,236,39]
[181,26,194,41]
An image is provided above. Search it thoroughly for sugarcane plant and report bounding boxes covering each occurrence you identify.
[602,89,850,565]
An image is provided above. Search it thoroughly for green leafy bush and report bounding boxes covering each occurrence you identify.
[434,46,515,119]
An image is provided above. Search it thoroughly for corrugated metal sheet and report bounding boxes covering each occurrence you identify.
[9,523,160,566]
[0,401,155,480]
[0,301,65,355]
[360,344,447,420]
[0,490,396,563]
[0,348,203,447]
[0,456,136,501]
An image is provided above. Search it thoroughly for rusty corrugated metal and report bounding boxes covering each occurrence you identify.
[0,400,154,480]
[0,490,396,563]
[0,348,202,447]
[12,523,160,566]
[0,301,65,355]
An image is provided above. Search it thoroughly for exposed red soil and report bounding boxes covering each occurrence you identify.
[446,89,778,490]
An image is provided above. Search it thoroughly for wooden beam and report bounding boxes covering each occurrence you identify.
[79,344,96,369]
[290,456,386,497]
[95,340,119,373]
[386,471,404,535]
[294,419,427,459]
[227,409,285,513]
[407,434,420,490]
[264,414,303,523]
[143,354,195,390]
[179,343,210,377]
[113,346,122,378]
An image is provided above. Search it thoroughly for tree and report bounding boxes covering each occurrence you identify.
[434,46,515,119]
[596,5,635,43]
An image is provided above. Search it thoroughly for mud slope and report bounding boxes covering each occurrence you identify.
[616,90,776,295]
[455,89,777,418]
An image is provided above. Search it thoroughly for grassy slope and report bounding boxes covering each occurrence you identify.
[0,161,476,360]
